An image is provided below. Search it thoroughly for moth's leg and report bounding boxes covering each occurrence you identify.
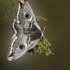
[29,22,32,30]
[27,35,30,45]
[28,20,34,30]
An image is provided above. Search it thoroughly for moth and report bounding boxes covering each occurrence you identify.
[7,0,43,61]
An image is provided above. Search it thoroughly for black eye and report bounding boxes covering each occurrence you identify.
[25,13,31,19]
[19,44,25,50]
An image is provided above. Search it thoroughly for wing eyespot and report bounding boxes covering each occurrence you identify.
[19,44,25,50]
[25,13,31,19]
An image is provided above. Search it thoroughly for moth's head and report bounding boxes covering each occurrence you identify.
[7,35,28,61]
[19,0,26,6]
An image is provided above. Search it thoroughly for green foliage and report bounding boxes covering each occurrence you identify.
[35,15,47,21]
[28,30,54,56]
[2,0,54,56]
[10,0,16,8]
[28,16,54,56]
[28,36,54,55]
[3,14,9,22]
[2,0,16,21]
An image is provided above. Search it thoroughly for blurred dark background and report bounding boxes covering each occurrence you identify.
[0,0,70,70]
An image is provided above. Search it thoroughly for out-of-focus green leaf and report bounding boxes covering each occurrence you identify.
[10,0,16,9]
[2,0,16,21]
[3,14,9,22]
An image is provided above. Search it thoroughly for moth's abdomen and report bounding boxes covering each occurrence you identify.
[30,30,42,41]
[29,23,42,41]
